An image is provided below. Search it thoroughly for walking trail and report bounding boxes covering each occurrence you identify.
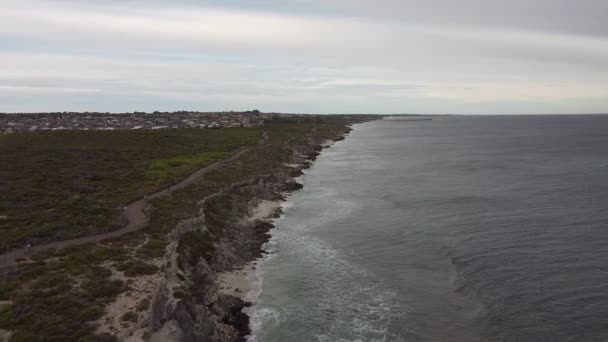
[0,132,269,266]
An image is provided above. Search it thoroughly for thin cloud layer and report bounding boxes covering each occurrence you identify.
[1,0,607,113]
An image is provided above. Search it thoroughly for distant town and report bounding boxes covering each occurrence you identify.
[0,111,286,133]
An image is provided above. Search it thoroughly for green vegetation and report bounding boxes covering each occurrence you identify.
[136,298,150,312]
[0,128,260,250]
[146,151,231,180]
[0,116,363,341]
[116,259,158,277]
[120,311,138,323]
[0,246,129,341]
[142,121,354,271]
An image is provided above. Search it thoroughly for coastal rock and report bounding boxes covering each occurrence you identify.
[136,131,350,342]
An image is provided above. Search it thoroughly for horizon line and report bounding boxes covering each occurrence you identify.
[2,111,608,116]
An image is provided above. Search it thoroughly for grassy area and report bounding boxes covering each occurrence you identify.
[0,245,129,341]
[0,128,261,250]
[0,117,363,341]
[144,121,352,268]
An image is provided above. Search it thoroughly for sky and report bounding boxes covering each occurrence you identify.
[1,0,607,114]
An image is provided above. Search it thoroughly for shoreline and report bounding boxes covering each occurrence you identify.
[217,200,282,302]
[0,117,376,342]
[132,122,360,342]
[214,126,355,340]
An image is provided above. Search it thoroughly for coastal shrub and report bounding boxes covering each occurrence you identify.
[147,151,231,181]
[120,311,138,323]
[116,259,158,277]
[4,291,96,341]
[30,249,56,261]
[178,231,215,268]
[1,128,261,249]
[172,289,191,301]
[0,305,12,327]
[204,195,235,236]
[81,277,125,301]
[84,333,119,342]
[30,272,69,289]
[137,237,167,258]
[91,246,129,262]
[0,119,359,340]
[136,298,150,312]
[79,304,105,321]
[0,282,18,300]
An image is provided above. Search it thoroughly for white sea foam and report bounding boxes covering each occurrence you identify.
[247,212,400,341]
[245,305,286,342]
[246,138,400,341]
[244,194,295,340]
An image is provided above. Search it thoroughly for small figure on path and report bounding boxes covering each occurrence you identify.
[25,241,32,253]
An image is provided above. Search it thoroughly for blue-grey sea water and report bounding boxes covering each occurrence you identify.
[246,115,608,342]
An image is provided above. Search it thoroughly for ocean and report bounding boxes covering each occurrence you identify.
[246,115,608,342]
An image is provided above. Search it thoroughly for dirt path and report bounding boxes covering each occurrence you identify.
[0,132,268,266]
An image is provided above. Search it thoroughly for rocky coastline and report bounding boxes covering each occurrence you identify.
[117,126,353,342]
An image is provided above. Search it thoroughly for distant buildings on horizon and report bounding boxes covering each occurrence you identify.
[0,111,275,134]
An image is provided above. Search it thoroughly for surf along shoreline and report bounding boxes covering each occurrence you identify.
[177,125,356,342]
[98,121,364,342]
[218,137,341,302]
[223,131,350,341]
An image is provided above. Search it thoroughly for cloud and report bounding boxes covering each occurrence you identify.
[0,0,607,113]
[287,0,608,38]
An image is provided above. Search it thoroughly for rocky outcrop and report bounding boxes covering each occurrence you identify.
[134,128,351,342]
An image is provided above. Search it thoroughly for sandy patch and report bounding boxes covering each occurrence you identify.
[95,259,163,339]
[248,200,281,222]
[218,265,255,301]
[0,329,12,342]
[148,320,182,342]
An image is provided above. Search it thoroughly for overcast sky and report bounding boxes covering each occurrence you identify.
[1,0,607,114]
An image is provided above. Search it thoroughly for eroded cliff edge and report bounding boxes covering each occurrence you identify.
[106,126,354,342]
